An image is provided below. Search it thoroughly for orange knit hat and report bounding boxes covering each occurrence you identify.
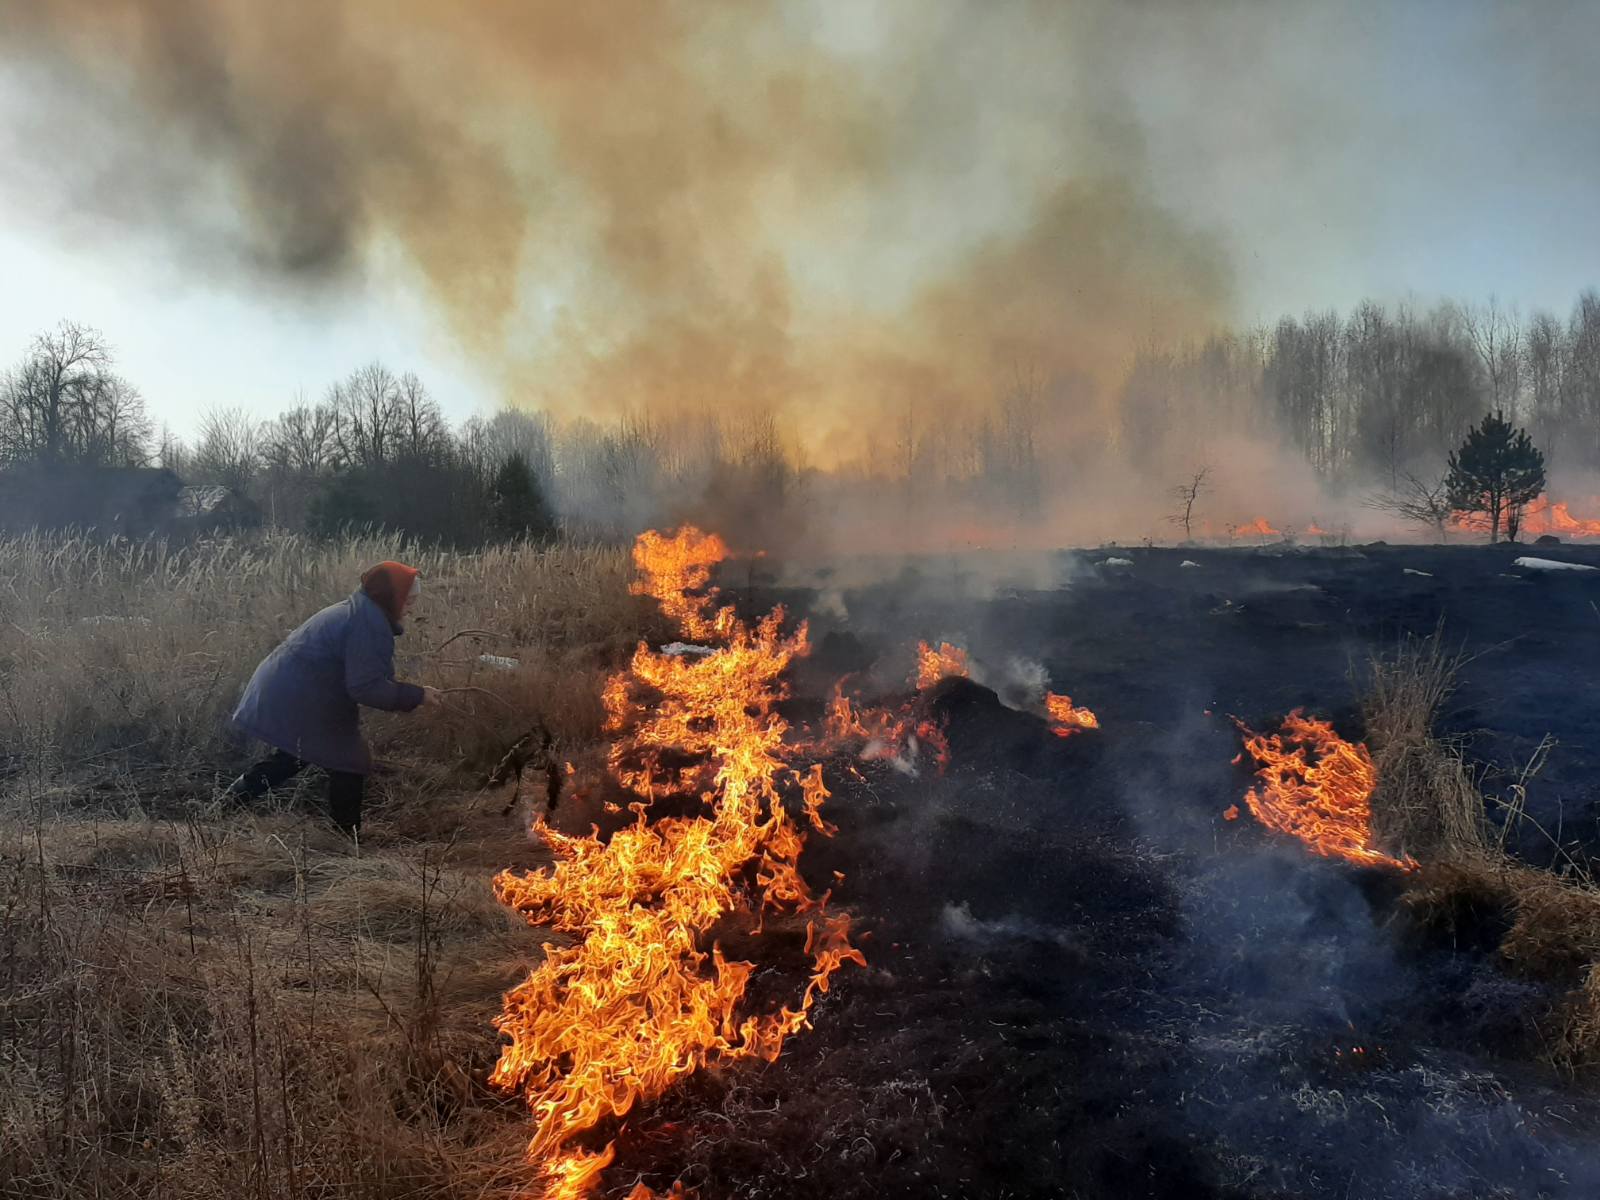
[360,561,420,625]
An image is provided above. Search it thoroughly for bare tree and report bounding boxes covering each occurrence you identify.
[329,362,402,469]
[1462,298,1523,419]
[0,321,150,466]
[264,401,339,474]
[190,406,262,490]
[461,407,557,491]
[1364,471,1454,541]
[154,424,188,475]
[391,372,450,464]
[1167,465,1210,542]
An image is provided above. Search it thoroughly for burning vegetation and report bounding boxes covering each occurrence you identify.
[487,529,1118,1195]
[491,528,863,1196]
[1233,711,1417,872]
[10,527,1600,1198]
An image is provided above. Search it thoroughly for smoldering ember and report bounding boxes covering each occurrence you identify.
[13,5,1600,1200]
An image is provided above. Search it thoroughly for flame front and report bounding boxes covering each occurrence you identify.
[1450,493,1600,538]
[1234,710,1415,871]
[1044,692,1099,737]
[915,641,969,689]
[492,526,864,1198]
[1237,516,1281,538]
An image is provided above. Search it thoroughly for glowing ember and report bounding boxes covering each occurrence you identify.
[1044,691,1099,737]
[1233,710,1415,871]
[492,526,864,1198]
[915,641,969,689]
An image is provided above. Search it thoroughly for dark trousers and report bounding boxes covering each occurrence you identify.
[237,750,365,832]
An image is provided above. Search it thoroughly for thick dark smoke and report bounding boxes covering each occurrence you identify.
[13,1,1598,550]
[0,0,1233,461]
[0,0,526,348]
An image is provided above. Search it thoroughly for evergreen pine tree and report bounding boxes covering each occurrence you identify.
[490,452,556,541]
[1445,410,1546,543]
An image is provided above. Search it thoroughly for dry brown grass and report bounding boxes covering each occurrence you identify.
[1365,626,1600,1069]
[1361,626,1487,861]
[0,530,657,791]
[0,801,549,1197]
[0,529,659,1196]
[1404,857,1600,1069]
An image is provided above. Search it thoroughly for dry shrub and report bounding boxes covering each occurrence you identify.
[1552,965,1600,1069]
[1362,626,1487,861]
[1364,627,1600,1069]
[1404,857,1600,1070]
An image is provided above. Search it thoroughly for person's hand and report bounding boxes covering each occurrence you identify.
[420,685,443,707]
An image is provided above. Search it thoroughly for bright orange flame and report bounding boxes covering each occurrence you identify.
[1450,494,1600,538]
[1233,710,1415,871]
[1236,517,1281,538]
[629,525,737,640]
[915,641,969,689]
[823,681,950,775]
[1306,522,1328,537]
[1044,692,1099,738]
[492,527,863,1198]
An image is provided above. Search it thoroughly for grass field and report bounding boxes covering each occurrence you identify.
[0,531,659,1198]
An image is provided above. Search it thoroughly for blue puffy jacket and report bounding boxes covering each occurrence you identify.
[231,589,425,775]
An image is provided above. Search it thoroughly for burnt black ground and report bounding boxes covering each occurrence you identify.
[602,543,1600,1199]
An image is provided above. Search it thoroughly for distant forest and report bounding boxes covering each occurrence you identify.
[1120,294,1599,489]
[3,291,1597,545]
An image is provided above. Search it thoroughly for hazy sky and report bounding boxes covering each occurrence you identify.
[2,0,1598,442]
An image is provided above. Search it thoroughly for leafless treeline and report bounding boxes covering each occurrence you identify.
[1123,292,1600,488]
[0,323,800,542]
[7,290,1600,542]
[0,323,150,469]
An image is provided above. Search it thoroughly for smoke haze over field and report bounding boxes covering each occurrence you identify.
[5,1,1600,543]
[0,0,1236,459]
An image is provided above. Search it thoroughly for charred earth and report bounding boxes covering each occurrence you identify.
[599,542,1600,1199]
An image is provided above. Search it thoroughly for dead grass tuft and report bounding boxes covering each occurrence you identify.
[1362,626,1600,1070]
[1403,856,1600,1070]
[1361,625,1487,861]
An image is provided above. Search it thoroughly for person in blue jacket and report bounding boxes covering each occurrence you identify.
[227,560,438,833]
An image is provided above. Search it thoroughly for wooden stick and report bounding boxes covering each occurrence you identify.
[433,628,509,654]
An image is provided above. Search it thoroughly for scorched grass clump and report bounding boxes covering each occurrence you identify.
[1357,627,1600,1069]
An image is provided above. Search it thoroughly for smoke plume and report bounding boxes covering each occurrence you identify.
[0,0,1233,464]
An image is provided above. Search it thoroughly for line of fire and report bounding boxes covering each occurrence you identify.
[468,519,1600,1198]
